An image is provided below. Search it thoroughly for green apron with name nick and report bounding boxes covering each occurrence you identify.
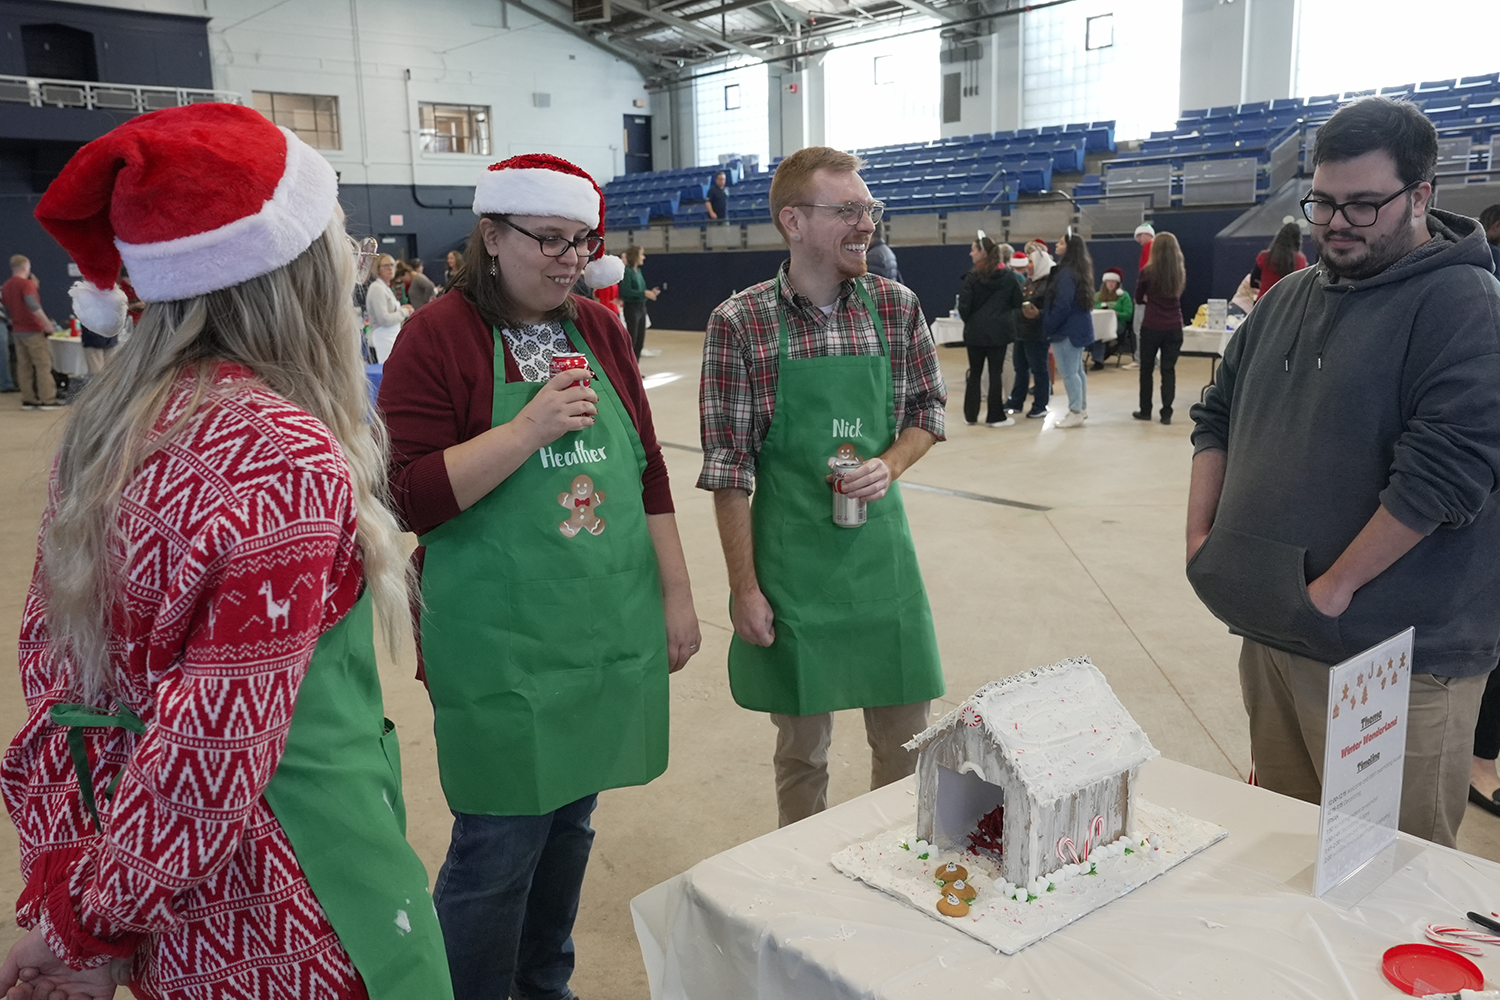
[728,278,945,716]
[418,321,668,816]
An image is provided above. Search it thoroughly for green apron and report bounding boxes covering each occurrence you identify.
[418,321,668,816]
[53,592,453,1000]
[728,277,945,716]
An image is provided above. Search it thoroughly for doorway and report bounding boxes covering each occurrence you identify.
[623,114,652,174]
[377,233,418,261]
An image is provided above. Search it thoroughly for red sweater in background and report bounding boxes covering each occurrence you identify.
[1254,250,1308,297]
[377,289,673,536]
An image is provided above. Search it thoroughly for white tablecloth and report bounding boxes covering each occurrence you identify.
[930,316,965,345]
[1180,326,1231,357]
[632,758,1500,999]
[1090,308,1117,342]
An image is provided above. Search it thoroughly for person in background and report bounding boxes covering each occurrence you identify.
[959,234,1020,427]
[1134,222,1155,272]
[406,258,436,309]
[865,235,902,283]
[1093,267,1133,370]
[439,249,465,293]
[1033,233,1094,428]
[706,171,729,222]
[1133,231,1186,425]
[1470,667,1500,817]
[620,246,661,360]
[1003,249,1051,419]
[393,259,411,304]
[365,254,410,363]
[1,255,62,410]
[378,152,698,1000]
[1479,204,1500,273]
[1251,222,1309,299]
[0,100,450,1000]
[698,145,946,829]
[593,273,623,323]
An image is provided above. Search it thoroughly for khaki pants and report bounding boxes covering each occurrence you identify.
[83,346,114,374]
[13,333,55,405]
[770,701,930,827]
[1238,638,1486,847]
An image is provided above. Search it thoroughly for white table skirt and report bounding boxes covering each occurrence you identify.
[46,335,88,377]
[632,758,1500,999]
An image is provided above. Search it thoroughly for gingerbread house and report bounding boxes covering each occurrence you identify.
[904,657,1158,888]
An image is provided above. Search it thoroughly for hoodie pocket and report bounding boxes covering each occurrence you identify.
[1187,525,1345,664]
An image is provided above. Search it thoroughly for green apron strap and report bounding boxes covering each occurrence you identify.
[853,279,888,356]
[49,702,145,832]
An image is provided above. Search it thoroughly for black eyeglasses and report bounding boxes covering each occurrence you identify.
[795,201,886,226]
[501,218,603,258]
[1300,179,1422,228]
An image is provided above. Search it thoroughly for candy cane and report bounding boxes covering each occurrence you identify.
[1083,815,1105,861]
[1056,837,1080,865]
[1425,924,1500,955]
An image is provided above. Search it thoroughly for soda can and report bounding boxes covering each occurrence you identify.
[831,458,866,528]
[550,352,591,387]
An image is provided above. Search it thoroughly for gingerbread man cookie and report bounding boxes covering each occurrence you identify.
[558,474,606,537]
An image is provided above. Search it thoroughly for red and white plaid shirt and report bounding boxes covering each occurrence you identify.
[697,261,947,493]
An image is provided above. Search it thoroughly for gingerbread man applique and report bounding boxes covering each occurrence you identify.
[558,474,606,537]
[827,441,862,470]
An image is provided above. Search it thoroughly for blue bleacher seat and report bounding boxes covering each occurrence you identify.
[1239,100,1269,114]
[1341,88,1376,100]
[1460,73,1500,87]
[1378,83,1415,96]
[1419,79,1456,92]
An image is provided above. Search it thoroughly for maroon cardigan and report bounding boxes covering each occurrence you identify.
[378,289,674,537]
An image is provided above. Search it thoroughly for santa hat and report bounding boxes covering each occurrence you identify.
[1134,222,1155,238]
[1008,252,1029,270]
[35,103,338,337]
[473,153,624,290]
[1102,267,1123,283]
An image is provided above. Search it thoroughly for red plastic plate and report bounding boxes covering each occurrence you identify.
[1382,943,1485,996]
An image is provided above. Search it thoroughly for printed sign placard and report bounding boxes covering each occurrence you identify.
[1314,628,1414,898]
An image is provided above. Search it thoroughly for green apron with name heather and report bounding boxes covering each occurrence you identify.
[418,321,667,816]
[728,278,944,715]
[54,592,453,1000]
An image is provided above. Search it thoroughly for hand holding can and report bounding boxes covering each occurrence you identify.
[550,352,591,387]
[830,458,866,528]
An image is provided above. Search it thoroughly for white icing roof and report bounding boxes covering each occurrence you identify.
[907,657,1158,804]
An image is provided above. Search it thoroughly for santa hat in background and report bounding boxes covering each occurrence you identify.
[1134,222,1156,239]
[34,103,338,337]
[473,153,624,290]
[1101,267,1124,283]
[1008,252,1029,270]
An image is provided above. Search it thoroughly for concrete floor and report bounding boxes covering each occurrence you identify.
[2,328,1499,998]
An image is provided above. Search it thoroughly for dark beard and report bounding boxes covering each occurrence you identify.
[1315,198,1418,281]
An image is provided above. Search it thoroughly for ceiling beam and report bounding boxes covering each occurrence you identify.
[607,0,768,59]
[504,0,669,72]
[885,0,962,23]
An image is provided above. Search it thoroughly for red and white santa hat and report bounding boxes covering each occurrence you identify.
[34,103,338,337]
[1008,251,1030,269]
[473,153,624,290]
[1102,267,1124,283]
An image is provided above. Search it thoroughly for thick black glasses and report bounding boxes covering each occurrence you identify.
[502,218,603,258]
[1300,179,1421,228]
[796,201,886,226]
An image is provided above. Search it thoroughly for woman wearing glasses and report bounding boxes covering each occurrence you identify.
[1,104,449,1000]
[377,153,699,1000]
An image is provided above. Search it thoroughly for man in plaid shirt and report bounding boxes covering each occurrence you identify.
[698,146,948,827]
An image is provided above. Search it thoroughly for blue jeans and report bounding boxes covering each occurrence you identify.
[433,795,597,1000]
[1005,340,1051,413]
[0,326,14,391]
[1051,340,1088,413]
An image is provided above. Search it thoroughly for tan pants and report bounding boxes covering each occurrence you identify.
[13,334,55,405]
[83,346,114,374]
[770,701,930,827]
[1238,638,1486,847]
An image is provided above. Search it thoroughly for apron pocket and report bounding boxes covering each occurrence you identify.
[1186,525,1343,663]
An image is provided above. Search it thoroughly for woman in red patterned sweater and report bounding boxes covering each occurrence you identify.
[0,105,451,999]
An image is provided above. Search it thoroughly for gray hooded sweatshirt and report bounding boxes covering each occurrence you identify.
[1188,209,1500,677]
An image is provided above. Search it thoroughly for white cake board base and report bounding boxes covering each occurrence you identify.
[829,798,1226,954]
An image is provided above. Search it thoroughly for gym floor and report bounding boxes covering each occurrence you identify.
[1,328,1496,998]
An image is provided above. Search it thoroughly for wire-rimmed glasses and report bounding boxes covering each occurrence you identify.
[796,201,886,226]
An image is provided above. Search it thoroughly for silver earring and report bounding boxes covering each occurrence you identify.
[490,257,498,276]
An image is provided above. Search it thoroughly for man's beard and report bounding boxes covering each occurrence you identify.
[1315,199,1418,281]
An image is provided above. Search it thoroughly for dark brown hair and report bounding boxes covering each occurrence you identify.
[450,216,577,331]
[1266,222,1304,277]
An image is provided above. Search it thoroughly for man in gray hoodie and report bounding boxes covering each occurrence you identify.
[1186,97,1500,848]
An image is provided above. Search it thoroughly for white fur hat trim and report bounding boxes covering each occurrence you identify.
[473,167,601,229]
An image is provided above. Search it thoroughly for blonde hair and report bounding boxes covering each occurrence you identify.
[10,254,28,270]
[769,146,865,239]
[41,217,412,697]
[621,246,645,267]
